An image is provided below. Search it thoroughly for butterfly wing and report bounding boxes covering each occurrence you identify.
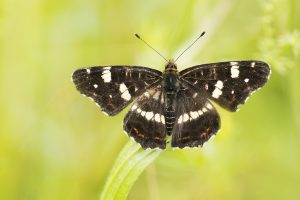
[179,61,271,111]
[171,85,220,148]
[124,86,166,149]
[72,66,163,115]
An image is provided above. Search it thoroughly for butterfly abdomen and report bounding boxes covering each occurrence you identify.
[163,70,180,135]
[165,94,176,135]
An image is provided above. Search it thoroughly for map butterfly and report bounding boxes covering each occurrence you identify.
[72,33,271,149]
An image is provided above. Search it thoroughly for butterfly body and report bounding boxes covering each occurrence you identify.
[163,60,180,135]
[72,59,270,149]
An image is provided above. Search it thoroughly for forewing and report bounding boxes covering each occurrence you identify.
[171,86,220,148]
[179,61,271,111]
[72,66,163,115]
[124,86,166,149]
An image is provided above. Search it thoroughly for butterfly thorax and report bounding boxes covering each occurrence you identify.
[164,59,177,71]
[163,60,179,135]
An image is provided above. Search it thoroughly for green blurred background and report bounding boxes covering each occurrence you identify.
[1,0,300,199]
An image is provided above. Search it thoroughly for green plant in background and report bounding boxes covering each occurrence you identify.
[100,141,160,200]
[0,0,299,199]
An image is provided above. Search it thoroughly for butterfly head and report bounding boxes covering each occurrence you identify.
[165,59,177,72]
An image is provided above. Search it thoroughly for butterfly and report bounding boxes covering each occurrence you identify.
[72,33,271,149]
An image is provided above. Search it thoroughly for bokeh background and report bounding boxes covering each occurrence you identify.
[1,0,300,199]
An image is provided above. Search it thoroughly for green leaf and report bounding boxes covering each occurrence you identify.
[99,140,161,200]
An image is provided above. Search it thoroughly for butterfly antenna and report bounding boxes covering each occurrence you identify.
[134,33,168,62]
[174,31,206,63]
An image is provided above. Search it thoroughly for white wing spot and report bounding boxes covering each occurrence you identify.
[205,84,208,90]
[251,62,255,68]
[161,115,165,124]
[231,65,239,78]
[231,90,235,94]
[144,92,150,98]
[206,103,213,110]
[178,115,183,124]
[193,93,198,98]
[109,95,112,98]
[101,70,111,82]
[141,111,146,116]
[183,113,189,122]
[190,111,199,119]
[131,104,137,111]
[145,112,154,120]
[121,90,131,101]
[120,83,131,101]
[202,108,208,113]
[137,108,142,113]
[198,110,203,116]
[93,84,98,88]
[215,80,223,89]
[119,83,127,93]
[155,114,161,122]
[230,62,238,65]
[244,78,249,83]
[86,68,91,74]
[212,87,222,99]
[153,91,160,100]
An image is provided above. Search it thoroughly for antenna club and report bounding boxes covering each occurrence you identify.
[134,33,141,39]
[174,31,206,62]
[134,33,168,62]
